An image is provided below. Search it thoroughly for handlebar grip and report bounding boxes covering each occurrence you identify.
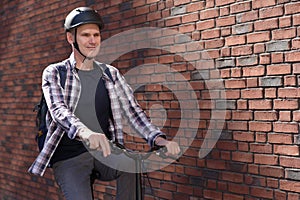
[153,146,181,162]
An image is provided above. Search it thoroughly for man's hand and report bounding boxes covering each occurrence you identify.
[78,128,111,157]
[155,137,181,155]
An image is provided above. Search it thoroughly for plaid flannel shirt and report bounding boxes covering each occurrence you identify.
[28,54,165,176]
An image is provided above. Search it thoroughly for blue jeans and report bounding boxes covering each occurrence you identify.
[52,152,136,200]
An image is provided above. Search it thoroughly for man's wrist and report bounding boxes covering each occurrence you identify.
[155,137,169,146]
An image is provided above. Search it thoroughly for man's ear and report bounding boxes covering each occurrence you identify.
[66,32,74,45]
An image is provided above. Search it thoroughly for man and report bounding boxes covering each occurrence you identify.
[29,7,180,200]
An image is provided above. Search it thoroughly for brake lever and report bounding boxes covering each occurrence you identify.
[152,146,181,162]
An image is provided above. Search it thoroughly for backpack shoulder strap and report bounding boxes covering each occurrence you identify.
[57,65,67,88]
[94,61,115,84]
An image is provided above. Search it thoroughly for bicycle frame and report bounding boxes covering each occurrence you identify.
[109,142,180,200]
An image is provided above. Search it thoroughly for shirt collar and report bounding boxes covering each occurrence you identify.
[69,53,76,71]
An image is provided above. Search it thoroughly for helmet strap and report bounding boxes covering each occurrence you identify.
[73,28,87,63]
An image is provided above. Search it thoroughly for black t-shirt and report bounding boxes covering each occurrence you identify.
[50,67,112,165]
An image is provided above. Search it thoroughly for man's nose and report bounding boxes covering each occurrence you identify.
[89,36,96,43]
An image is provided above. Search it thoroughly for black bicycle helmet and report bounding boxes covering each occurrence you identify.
[64,7,104,60]
[64,7,104,31]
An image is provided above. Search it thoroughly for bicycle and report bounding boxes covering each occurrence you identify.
[90,141,181,200]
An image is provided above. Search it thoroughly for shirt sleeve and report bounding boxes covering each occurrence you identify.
[42,64,86,139]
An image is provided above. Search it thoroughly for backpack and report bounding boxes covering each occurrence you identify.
[33,66,67,151]
[33,63,113,151]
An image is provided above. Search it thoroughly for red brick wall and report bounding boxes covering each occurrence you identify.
[1,0,300,199]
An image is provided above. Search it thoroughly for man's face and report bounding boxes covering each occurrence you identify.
[72,23,101,58]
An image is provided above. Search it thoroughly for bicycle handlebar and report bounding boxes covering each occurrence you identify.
[109,140,181,162]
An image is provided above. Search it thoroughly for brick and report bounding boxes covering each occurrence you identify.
[223,193,244,200]
[224,90,240,99]
[201,28,220,39]
[285,52,300,62]
[250,186,274,199]
[279,16,292,28]
[196,19,215,31]
[249,121,272,132]
[271,52,284,63]
[254,154,278,165]
[254,43,265,53]
[203,189,222,200]
[171,5,186,16]
[232,152,253,163]
[285,168,300,181]
[284,74,296,86]
[252,0,276,9]
[274,99,298,110]
[119,1,132,11]
[274,145,299,156]
[225,35,246,46]
[205,0,215,9]
[135,6,150,15]
[220,7,230,17]
[265,88,277,98]
[215,0,235,6]
[228,182,249,195]
[259,77,282,87]
[232,45,252,56]
[254,111,277,121]
[287,193,300,200]
[280,156,300,168]
[260,165,284,178]
[259,53,271,64]
[221,27,231,37]
[147,11,161,21]
[186,1,205,12]
[269,133,293,144]
[278,88,300,98]
[293,63,300,74]
[250,143,272,153]
[268,178,280,188]
[182,12,199,23]
[200,8,219,20]
[230,1,251,14]
[206,159,226,170]
[236,10,258,23]
[237,55,258,66]
[293,14,300,25]
[216,16,235,27]
[267,64,291,75]
[225,79,246,89]
[292,38,300,49]
[280,180,300,193]
[230,67,241,77]
[238,142,249,152]
[259,5,284,19]
[179,23,195,33]
[233,23,253,34]
[205,38,224,49]
[254,18,278,31]
[165,16,182,26]
[227,121,248,131]
[247,31,270,43]
[233,131,254,141]
[272,28,296,40]
[174,0,190,6]
[241,88,263,99]
[249,100,272,109]
[216,58,235,68]
[285,2,300,15]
